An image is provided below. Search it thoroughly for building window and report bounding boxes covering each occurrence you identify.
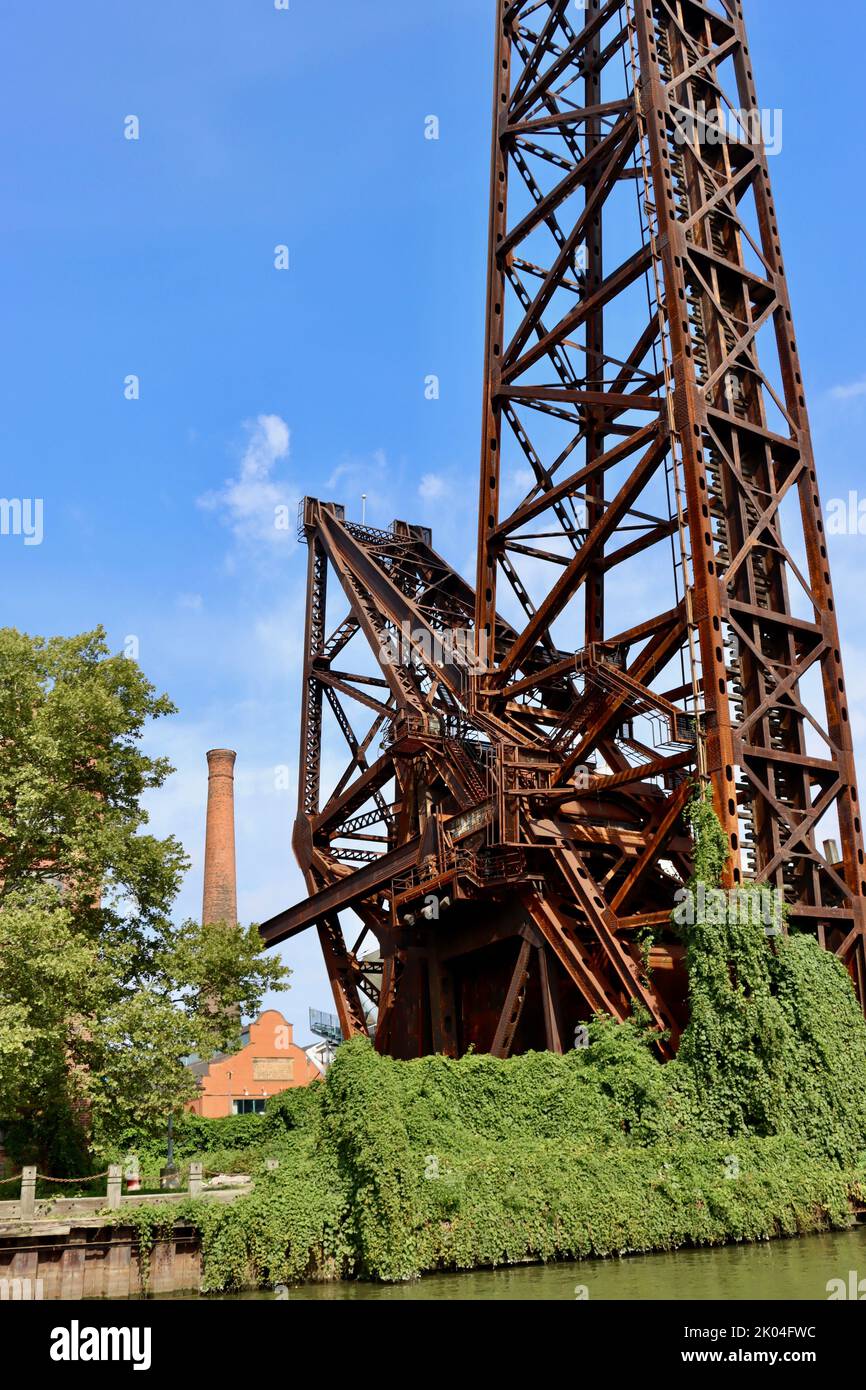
[232,1098,266,1116]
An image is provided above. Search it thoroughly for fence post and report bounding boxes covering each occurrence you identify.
[188,1163,203,1197]
[19,1167,36,1220]
[107,1165,122,1211]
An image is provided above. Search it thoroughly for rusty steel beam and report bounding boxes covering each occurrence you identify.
[490,938,533,1057]
[260,837,421,947]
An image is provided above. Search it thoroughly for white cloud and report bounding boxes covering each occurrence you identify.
[177,592,203,611]
[418,472,448,501]
[326,447,388,493]
[830,379,866,401]
[198,414,296,551]
[324,450,396,530]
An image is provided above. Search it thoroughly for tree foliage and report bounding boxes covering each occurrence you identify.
[0,627,288,1167]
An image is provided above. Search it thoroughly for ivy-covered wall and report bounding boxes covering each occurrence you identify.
[120,788,866,1289]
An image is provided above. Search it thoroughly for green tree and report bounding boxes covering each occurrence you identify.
[0,627,288,1170]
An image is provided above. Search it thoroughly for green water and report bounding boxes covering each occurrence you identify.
[215,1225,866,1301]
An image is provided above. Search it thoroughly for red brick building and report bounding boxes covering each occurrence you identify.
[186,1009,320,1117]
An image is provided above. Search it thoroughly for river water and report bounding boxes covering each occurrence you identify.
[220,1225,866,1301]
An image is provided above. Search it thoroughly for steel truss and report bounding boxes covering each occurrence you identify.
[261,0,866,1057]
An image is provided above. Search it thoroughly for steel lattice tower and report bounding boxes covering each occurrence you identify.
[262,0,866,1057]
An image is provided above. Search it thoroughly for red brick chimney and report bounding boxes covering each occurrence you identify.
[202,749,238,925]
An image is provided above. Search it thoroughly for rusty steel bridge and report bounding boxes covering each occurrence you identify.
[260,0,866,1059]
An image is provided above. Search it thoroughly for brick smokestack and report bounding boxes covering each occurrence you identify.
[202,749,238,926]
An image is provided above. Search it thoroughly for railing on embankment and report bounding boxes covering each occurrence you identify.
[0,1164,251,1300]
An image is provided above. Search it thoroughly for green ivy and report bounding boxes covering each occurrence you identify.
[116,791,866,1288]
[685,778,731,885]
[118,1207,178,1293]
[105,1084,325,1181]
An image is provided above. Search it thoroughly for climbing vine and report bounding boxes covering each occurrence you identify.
[118,1207,178,1293]
[683,778,731,886]
[117,790,866,1288]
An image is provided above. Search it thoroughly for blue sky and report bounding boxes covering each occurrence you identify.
[3,0,866,1044]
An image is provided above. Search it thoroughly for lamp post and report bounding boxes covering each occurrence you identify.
[160,1113,181,1191]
